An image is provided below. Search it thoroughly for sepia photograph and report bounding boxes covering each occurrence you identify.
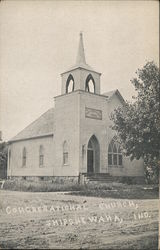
[0,0,159,249]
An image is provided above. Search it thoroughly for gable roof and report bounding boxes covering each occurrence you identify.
[103,89,125,104]
[9,108,54,142]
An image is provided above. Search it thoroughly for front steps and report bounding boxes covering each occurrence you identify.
[82,173,114,183]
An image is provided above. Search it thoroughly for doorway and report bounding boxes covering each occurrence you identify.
[87,135,100,173]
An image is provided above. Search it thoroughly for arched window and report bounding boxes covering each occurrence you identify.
[85,74,95,93]
[22,147,27,167]
[66,74,74,93]
[63,141,68,165]
[39,145,44,167]
[88,139,93,149]
[108,140,122,166]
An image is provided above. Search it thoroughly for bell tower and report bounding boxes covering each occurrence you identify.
[54,33,103,177]
[61,32,101,95]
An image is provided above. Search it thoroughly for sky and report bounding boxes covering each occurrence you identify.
[0,0,159,141]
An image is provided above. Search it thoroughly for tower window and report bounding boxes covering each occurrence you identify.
[108,140,123,166]
[85,74,95,93]
[66,74,74,93]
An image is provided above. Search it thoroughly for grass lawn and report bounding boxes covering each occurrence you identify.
[68,183,159,199]
[2,179,159,199]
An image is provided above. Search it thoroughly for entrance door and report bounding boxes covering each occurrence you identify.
[87,149,94,173]
[87,135,100,173]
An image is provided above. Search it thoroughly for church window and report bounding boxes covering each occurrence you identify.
[63,141,68,165]
[85,74,95,93]
[39,145,44,167]
[66,74,74,93]
[108,140,122,166]
[88,140,93,149]
[22,147,27,167]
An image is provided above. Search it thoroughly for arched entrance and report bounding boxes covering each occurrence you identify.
[87,135,100,173]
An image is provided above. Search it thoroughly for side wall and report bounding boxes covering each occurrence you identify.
[7,136,54,177]
[108,157,144,177]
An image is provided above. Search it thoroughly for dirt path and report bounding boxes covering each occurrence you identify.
[0,190,159,249]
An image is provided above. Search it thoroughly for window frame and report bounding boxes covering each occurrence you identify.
[108,141,123,167]
[66,74,75,93]
[39,145,44,167]
[22,147,27,167]
[85,74,95,93]
[63,141,69,165]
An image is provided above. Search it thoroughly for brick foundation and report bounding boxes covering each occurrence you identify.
[8,175,145,185]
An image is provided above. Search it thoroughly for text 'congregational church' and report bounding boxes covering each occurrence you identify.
[7,33,144,183]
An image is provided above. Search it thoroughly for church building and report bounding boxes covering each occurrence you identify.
[7,33,144,183]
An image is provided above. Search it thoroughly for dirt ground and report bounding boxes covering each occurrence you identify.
[0,190,159,249]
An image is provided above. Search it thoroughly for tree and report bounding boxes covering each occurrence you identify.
[111,61,160,183]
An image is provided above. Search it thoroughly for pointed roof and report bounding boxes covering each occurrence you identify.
[103,89,126,104]
[61,32,101,75]
[76,32,86,64]
[9,108,54,142]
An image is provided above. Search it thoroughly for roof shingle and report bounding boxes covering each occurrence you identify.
[10,108,54,142]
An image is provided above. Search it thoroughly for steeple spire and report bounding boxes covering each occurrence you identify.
[61,32,101,75]
[76,32,86,65]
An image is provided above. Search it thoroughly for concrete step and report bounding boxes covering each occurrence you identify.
[88,179,113,183]
[87,179,113,182]
[92,180,113,182]
[83,173,111,177]
[86,176,112,179]
[86,175,112,178]
[82,173,114,183]
[87,178,113,181]
[86,177,114,183]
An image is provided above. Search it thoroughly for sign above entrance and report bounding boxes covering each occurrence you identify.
[85,107,102,120]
